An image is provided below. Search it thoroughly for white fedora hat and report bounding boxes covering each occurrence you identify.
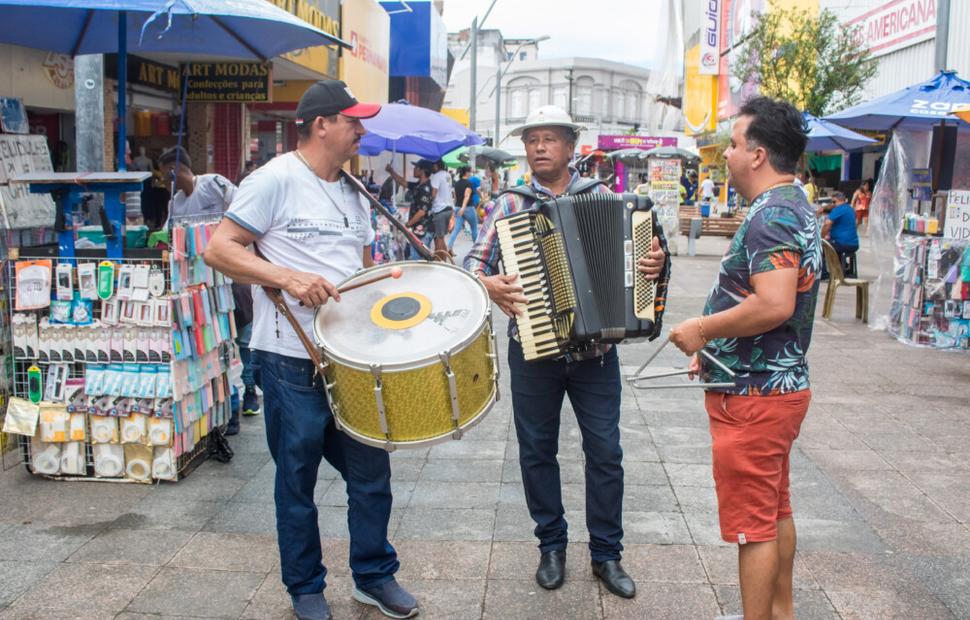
[509,105,585,137]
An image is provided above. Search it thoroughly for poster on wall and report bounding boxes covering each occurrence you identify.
[648,158,682,206]
[0,134,55,229]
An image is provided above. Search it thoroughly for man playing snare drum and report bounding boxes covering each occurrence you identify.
[205,80,417,620]
[465,105,670,599]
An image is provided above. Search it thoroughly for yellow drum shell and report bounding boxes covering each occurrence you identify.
[325,326,496,447]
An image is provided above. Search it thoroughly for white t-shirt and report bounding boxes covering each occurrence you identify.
[700,178,715,200]
[225,153,374,359]
[171,174,236,217]
[430,170,453,213]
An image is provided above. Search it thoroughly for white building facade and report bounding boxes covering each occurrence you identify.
[444,28,685,174]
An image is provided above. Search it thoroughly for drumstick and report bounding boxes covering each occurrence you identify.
[337,266,403,294]
[298,266,403,306]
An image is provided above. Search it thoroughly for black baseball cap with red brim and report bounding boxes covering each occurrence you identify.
[295,79,381,125]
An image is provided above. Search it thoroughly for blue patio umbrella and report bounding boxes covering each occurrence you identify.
[803,112,876,151]
[359,102,484,159]
[0,0,349,169]
[824,70,970,131]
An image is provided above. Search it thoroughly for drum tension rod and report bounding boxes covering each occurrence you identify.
[369,364,395,452]
[487,315,501,402]
[438,352,463,440]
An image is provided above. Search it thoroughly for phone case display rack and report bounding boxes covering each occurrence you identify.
[4,242,238,482]
[890,235,970,350]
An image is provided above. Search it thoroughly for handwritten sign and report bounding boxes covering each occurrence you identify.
[944,190,970,240]
[0,135,55,229]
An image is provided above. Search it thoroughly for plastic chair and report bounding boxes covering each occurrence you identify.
[821,239,869,323]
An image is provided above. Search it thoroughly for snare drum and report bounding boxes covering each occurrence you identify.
[313,262,499,450]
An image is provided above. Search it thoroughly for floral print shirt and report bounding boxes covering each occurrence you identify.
[702,184,822,395]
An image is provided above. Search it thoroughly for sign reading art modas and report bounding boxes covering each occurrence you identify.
[181,62,271,103]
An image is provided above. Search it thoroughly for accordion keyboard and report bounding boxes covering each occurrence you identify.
[496,212,573,360]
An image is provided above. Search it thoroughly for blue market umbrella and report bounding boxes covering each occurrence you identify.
[359,102,484,159]
[824,70,970,131]
[803,112,876,151]
[0,0,349,170]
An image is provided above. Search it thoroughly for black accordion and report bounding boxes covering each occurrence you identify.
[496,192,662,361]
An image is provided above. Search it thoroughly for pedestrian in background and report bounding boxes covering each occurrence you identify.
[448,166,479,252]
[852,178,872,231]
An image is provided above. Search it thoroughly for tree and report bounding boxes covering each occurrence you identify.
[733,2,877,117]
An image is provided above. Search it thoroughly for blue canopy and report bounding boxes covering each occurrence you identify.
[824,70,970,131]
[803,112,876,151]
[360,103,483,159]
[0,0,347,59]
[0,0,348,171]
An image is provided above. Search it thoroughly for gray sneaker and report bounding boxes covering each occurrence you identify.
[353,579,418,618]
[291,592,332,620]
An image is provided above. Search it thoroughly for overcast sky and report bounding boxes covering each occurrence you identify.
[439,0,672,69]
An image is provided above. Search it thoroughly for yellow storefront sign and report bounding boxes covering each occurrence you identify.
[340,0,390,105]
[268,0,341,78]
[267,0,340,36]
[441,108,470,127]
[683,44,717,136]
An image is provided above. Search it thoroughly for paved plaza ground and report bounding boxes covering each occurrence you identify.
[0,234,968,619]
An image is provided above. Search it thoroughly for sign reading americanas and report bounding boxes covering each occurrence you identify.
[699,0,721,76]
[848,0,936,59]
[181,63,271,103]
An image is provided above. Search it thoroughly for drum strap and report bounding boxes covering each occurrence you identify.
[253,243,329,376]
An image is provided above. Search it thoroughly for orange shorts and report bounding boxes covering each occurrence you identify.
[705,390,811,544]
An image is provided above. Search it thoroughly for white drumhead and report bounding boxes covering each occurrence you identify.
[314,262,488,370]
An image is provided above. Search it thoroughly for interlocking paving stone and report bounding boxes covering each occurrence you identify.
[168,531,278,572]
[0,560,57,608]
[601,582,719,620]
[110,497,226,532]
[4,563,158,618]
[0,236,966,617]
[126,567,263,618]
[482,579,601,620]
[396,508,496,541]
[0,523,103,563]
[66,527,192,566]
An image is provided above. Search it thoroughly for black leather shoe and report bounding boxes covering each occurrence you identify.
[536,549,567,590]
[592,560,636,599]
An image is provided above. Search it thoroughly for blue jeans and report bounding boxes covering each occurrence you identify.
[447,206,479,248]
[254,350,399,595]
[508,339,624,562]
[236,322,256,389]
[406,230,433,260]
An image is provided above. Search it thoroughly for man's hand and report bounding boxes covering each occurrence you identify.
[479,273,528,318]
[636,236,665,280]
[284,270,340,307]
[687,354,701,380]
[385,163,394,173]
[669,317,706,355]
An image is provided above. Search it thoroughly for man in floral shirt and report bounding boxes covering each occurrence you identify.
[668,96,821,620]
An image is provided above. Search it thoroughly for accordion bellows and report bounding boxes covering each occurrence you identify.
[497,192,662,361]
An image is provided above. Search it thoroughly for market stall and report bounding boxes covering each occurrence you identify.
[0,0,350,478]
[825,71,970,350]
